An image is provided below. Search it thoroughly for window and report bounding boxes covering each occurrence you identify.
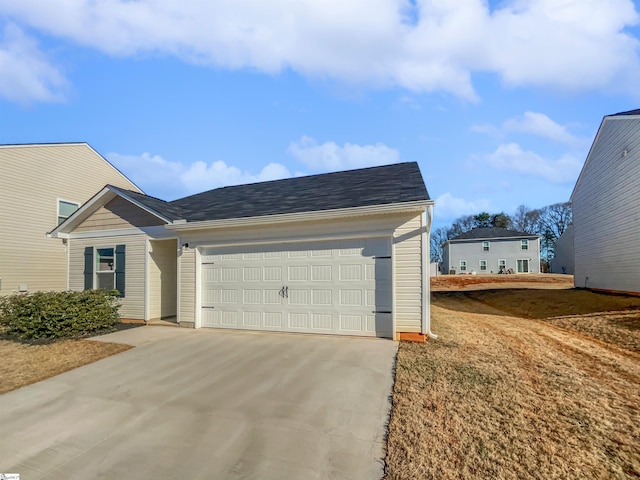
[521,239,529,250]
[96,248,115,290]
[479,260,487,271]
[58,199,79,225]
[517,259,530,273]
[460,261,467,272]
[498,259,506,273]
[482,241,490,252]
[84,245,126,296]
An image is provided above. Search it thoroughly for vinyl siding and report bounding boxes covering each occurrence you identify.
[0,144,140,294]
[178,246,196,325]
[75,197,165,232]
[69,234,147,320]
[573,117,640,293]
[176,211,423,332]
[148,239,177,320]
[393,213,423,333]
[550,225,574,275]
[443,237,541,274]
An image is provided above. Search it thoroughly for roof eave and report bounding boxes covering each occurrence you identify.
[48,185,176,238]
[166,200,433,232]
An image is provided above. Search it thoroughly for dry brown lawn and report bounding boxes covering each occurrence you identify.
[0,339,132,394]
[386,280,640,479]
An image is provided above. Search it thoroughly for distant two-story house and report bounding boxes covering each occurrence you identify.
[442,227,541,274]
[571,109,640,294]
[0,143,141,295]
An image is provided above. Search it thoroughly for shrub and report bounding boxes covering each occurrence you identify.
[0,290,121,340]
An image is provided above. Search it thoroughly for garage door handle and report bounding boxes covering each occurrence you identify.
[373,310,392,314]
[279,286,289,298]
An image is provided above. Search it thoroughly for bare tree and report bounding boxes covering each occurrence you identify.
[430,227,449,263]
[536,202,572,240]
[449,215,476,236]
[512,204,539,233]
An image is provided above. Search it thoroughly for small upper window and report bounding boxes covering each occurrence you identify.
[58,200,79,225]
[521,239,529,250]
[482,241,490,252]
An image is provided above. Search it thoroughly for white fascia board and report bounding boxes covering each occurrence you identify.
[450,234,539,243]
[67,226,177,240]
[166,200,433,232]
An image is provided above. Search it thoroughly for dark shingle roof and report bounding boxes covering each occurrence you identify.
[450,227,537,241]
[611,109,640,117]
[170,162,429,222]
[112,187,185,221]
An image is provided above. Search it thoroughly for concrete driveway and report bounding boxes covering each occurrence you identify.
[0,327,397,479]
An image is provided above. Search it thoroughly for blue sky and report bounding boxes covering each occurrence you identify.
[1,0,639,229]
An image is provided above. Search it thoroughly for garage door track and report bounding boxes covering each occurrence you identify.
[0,327,397,479]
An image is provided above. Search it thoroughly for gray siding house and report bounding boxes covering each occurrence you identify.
[571,109,640,294]
[442,227,541,274]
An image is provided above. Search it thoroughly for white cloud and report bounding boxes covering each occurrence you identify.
[1,0,639,103]
[473,111,587,147]
[107,152,291,199]
[288,135,399,172]
[503,111,586,147]
[0,23,67,103]
[483,143,583,183]
[434,192,491,221]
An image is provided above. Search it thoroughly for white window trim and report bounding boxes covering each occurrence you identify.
[479,260,487,271]
[521,239,529,250]
[57,198,80,225]
[460,260,467,272]
[482,241,490,252]
[95,246,116,289]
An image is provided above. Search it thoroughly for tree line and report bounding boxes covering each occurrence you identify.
[430,202,572,264]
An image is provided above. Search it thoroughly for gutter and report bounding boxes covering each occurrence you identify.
[421,205,437,339]
[166,200,433,231]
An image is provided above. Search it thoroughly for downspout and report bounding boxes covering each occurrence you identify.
[421,205,438,339]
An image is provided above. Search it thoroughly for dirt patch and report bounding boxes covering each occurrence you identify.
[0,339,132,394]
[385,289,640,479]
[432,273,574,291]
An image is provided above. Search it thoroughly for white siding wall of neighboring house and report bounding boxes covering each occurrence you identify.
[573,117,640,293]
[550,225,574,275]
[174,211,425,333]
[69,234,148,320]
[444,237,540,274]
[0,144,140,295]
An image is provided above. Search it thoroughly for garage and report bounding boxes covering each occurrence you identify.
[199,237,393,337]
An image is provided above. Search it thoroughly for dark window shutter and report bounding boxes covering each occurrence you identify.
[115,244,126,297]
[83,247,93,290]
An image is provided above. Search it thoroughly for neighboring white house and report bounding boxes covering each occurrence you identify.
[442,227,541,274]
[571,109,640,294]
[550,225,574,275]
[50,162,436,341]
[0,143,141,295]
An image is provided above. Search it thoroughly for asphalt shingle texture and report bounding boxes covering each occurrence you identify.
[114,162,429,223]
[450,227,538,241]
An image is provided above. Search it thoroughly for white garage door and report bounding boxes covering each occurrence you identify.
[200,238,392,337]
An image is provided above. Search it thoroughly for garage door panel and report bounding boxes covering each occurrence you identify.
[200,238,392,337]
